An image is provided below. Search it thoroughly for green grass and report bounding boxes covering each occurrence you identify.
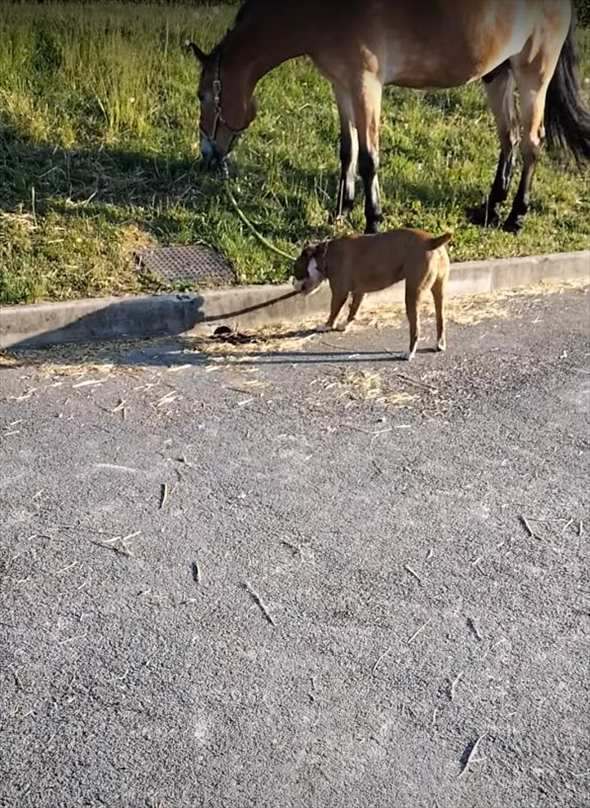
[0,2,589,305]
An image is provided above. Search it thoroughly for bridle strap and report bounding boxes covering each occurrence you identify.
[201,52,247,149]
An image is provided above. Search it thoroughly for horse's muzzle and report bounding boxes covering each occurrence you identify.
[201,137,227,172]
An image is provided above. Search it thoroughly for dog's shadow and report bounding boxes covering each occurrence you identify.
[183,324,435,367]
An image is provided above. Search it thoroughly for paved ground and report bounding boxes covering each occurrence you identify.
[1,286,589,808]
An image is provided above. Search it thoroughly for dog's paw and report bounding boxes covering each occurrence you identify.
[334,322,351,333]
[343,320,360,333]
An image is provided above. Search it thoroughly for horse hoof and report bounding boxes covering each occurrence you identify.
[330,204,354,225]
[467,203,500,228]
[502,216,523,235]
[364,222,380,235]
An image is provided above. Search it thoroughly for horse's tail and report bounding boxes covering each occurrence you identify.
[544,9,590,166]
[429,232,453,251]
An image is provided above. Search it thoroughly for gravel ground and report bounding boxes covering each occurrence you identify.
[1,286,589,808]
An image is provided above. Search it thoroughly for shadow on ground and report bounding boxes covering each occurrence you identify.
[0,118,479,242]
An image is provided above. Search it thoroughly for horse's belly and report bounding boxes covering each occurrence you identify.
[379,3,531,88]
[383,62,478,89]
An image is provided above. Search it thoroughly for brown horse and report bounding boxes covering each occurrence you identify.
[187,0,590,234]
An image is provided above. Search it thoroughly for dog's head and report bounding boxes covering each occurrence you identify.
[291,244,327,295]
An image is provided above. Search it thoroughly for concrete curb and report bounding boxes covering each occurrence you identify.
[1,250,588,350]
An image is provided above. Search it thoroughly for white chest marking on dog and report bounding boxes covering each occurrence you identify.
[308,257,323,284]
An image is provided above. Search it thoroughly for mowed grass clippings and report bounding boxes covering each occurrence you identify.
[3,278,586,375]
[0,2,589,306]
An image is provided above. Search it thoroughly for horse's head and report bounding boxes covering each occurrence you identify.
[186,41,257,170]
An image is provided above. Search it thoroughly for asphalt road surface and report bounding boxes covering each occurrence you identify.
[1,286,589,808]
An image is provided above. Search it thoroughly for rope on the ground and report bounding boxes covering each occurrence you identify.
[223,177,297,262]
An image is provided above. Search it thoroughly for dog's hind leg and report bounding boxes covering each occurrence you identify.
[405,284,420,361]
[431,276,447,352]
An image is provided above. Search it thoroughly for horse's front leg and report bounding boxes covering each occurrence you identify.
[333,89,359,221]
[354,76,383,234]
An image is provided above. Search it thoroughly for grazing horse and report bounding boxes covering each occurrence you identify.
[187,0,590,234]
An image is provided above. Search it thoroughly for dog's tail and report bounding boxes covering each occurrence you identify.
[429,232,453,251]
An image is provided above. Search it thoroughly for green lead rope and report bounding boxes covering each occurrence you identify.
[223,177,297,263]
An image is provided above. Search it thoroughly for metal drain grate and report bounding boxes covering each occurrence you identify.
[134,244,236,287]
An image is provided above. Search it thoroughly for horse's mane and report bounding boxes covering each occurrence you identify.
[234,1,251,27]
[234,0,260,27]
[215,0,262,51]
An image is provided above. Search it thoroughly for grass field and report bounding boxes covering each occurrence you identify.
[0,2,589,306]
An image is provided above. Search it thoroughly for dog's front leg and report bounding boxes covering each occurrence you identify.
[344,292,365,330]
[318,290,349,332]
[334,292,365,332]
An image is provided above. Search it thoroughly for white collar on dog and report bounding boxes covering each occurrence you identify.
[308,257,324,284]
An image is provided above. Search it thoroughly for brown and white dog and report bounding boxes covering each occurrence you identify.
[292,228,452,360]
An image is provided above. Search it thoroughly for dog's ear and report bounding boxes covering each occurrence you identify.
[302,244,319,262]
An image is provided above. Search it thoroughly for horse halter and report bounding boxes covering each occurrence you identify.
[200,52,247,153]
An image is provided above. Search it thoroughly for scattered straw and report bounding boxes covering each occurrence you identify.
[407,618,432,644]
[94,463,138,474]
[1,280,585,381]
[467,617,483,641]
[191,559,202,585]
[337,369,420,408]
[458,734,487,779]
[156,391,178,409]
[185,328,317,357]
[520,515,541,540]
[449,671,464,701]
[243,582,275,626]
[405,564,423,585]
[90,540,134,558]
[372,647,391,675]
[159,483,169,510]
[72,379,104,389]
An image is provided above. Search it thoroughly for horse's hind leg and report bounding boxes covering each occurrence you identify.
[469,65,519,227]
[333,88,359,221]
[353,74,383,234]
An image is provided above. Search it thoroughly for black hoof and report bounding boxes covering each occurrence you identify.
[330,212,349,227]
[502,215,523,235]
[467,203,500,228]
[364,220,380,235]
[331,206,354,225]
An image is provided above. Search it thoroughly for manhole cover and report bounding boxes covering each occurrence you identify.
[134,245,236,287]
